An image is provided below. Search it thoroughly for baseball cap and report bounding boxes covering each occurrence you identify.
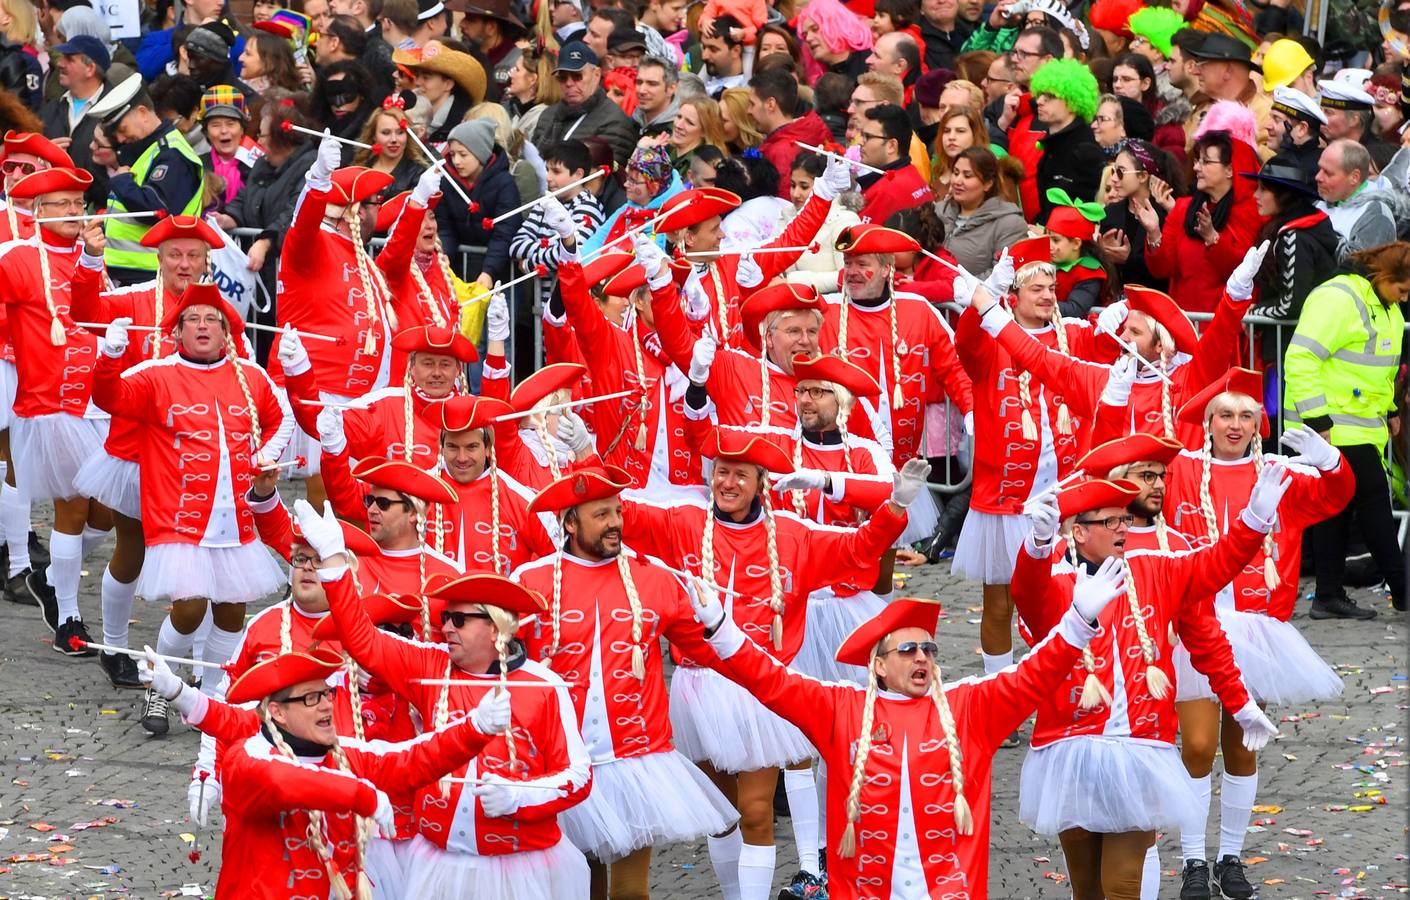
[555,40,599,73]
[52,34,110,71]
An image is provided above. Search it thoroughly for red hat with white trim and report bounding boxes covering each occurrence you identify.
[699,427,795,474]
[158,281,246,333]
[375,189,440,232]
[791,353,881,399]
[226,646,344,704]
[140,213,225,248]
[739,283,824,351]
[288,514,381,558]
[1125,285,1198,356]
[1076,433,1183,477]
[9,166,93,199]
[655,187,741,233]
[426,572,546,616]
[509,362,585,412]
[1057,478,1142,520]
[311,592,421,641]
[391,324,478,363]
[583,251,635,287]
[1176,366,1268,436]
[419,394,512,431]
[329,166,394,205]
[2,131,74,169]
[835,597,943,666]
[834,223,920,255]
[352,457,459,504]
[1008,235,1051,273]
[604,263,647,297]
[528,464,633,513]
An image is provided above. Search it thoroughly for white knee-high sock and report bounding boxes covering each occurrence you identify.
[80,525,107,560]
[783,767,820,875]
[1180,774,1212,862]
[1218,772,1258,859]
[157,616,197,660]
[982,650,1013,675]
[737,842,776,900]
[48,530,82,623]
[100,566,137,648]
[200,624,245,699]
[1140,843,1160,899]
[707,829,743,900]
[3,483,30,574]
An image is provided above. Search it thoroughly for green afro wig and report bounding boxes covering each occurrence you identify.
[1127,7,1186,58]
[1029,58,1100,123]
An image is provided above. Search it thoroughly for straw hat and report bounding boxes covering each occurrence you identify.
[394,42,487,104]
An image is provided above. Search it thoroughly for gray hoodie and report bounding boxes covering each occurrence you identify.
[937,195,1029,278]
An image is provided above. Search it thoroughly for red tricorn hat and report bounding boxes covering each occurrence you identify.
[528,464,633,513]
[603,263,647,297]
[420,394,513,431]
[1058,478,1142,520]
[1176,366,1267,436]
[1125,285,1198,356]
[654,187,741,233]
[509,362,586,412]
[739,283,824,351]
[10,166,93,199]
[337,519,381,557]
[226,646,344,704]
[140,213,226,249]
[375,189,440,232]
[352,457,459,504]
[582,251,635,287]
[791,353,881,399]
[311,592,421,641]
[1076,433,1183,477]
[835,223,920,255]
[426,572,547,617]
[391,324,478,364]
[699,427,795,474]
[3,131,74,168]
[158,281,246,333]
[835,597,943,666]
[329,166,394,206]
[1008,235,1051,273]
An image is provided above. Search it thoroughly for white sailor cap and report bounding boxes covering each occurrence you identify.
[1317,77,1374,111]
[85,72,149,129]
[1271,86,1328,125]
[1329,67,1373,88]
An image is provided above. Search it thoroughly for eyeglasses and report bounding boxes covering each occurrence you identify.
[1076,514,1135,529]
[276,686,339,707]
[556,71,586,83]
[982,75,1012,85]
[859,132,887,143]
[1092,115,1117,124]
[1193,157,1226,168]
[1010,46,1043,61]
[37,198,85,212]
[1129,469,1166,485]
[181,315,224,326]
[290,552,320,569]
[794,386,836,400]
[440,609,492,628]
[879,640,939,658]
[363,494,412,511]
[1112,165,1133,179]
[2,160,36,176]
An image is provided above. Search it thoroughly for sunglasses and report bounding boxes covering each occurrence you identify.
[363,494,412,511]
[880,640,939,658]
[440,609,492,628]
[2,160,36,176]
[277,685,339,707]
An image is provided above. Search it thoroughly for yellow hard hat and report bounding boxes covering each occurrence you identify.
[1261,39,1314,92]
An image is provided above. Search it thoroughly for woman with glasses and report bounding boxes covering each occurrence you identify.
[1096,137,1181,292]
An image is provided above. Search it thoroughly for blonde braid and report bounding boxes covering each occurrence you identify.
[700,509,716,585]
[617,553,646,682]
[228,337,263,451]
[532,414,562,481]
[488,444,505,573]
[279,601,293,654]
[346,208,386,355]
[151,288,165,360]
[1250,438,1278,591]
[1051,311,1072,435]
[1154,513,1170,552]
[408,253,449,328]
[402,369,416,462]
[1017,371,1039,440]
[5,201,17,240]
[344,654,367,741]
[36,235,64,346]
[837,653,878,859]
[325,738,374,900]
[629,312,649,451]
[1123,558,1170,699]
[550,543,564,654]
[1072,531,1112,710]
[837,290,850,362]
[757,323,771,427]
[1198,429,1220,546]
[929,674,974,835]
[1159,355,1174,438]
[434,502,445,556]
[494,625,518,771]
[710,262,729,340]
[434,658,453,796]
[888,283,904,410]
[760,473,785,652]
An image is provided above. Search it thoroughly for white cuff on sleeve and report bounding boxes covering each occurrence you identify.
[79,250,105,270]
[1056,606,1101,649]
[706,617,746,660]
[1240,507,1275,534]
[318,563,351,583]
[246,490,281,513]
[978,302,1013,338]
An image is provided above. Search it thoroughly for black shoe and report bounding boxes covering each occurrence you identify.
[1309,594,1377,620]
[777,870,827,899]
[99,650,143,688]
[2,566,34,606]
[1001,730,1023,748]
[1180,859,1212,900]
[26,530,48,569]
[54,618,96,657]
[26,568,58,633]
[141,690,171,736]
[1213,854,1255,899]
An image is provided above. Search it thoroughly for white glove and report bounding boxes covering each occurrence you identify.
[1245,462,1292,523]
[139,645,188,701]
[688,331,716,384]
[1028,494,1060,545]
[555,408,592,454]
[984,247,1015,296]
[309,131,342,185]
[1279,425,1340,471]
[541,196,576,241]
[1096,299,1127,337]
[411,165,442,207]
[633,232,670,288]
[1072,555,1128,623]
[293,498,347,562]
[317,405,346,456]
[813,153,854,201]
[963,411,975,437]
[188,776,221,827]
[683,269,711,320]
[1101,355,1137,407]
[277,326,309,374]
[472,773,525,818]
[1226,240,1270,302]
[950,264,982,308]
[486,291,510,342]
[890,458,932,508]
[371,789,397,838]
[736,253,763,289]
[686,576,726,631]
[1233,700,1279,751]
[101,316,131,358]
[470,688,513,735]
[770,468,828,492]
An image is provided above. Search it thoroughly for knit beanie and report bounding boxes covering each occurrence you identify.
[447,118,496,165]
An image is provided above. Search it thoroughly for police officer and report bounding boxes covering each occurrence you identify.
[84,74,207,287]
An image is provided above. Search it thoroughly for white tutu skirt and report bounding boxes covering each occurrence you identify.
[559,749,739,862]
[897,485,939,547]
[10,413,105,502]
[72,451,142,519]
[669,665,817,771]
[137,541,287,604]
[365,836,410,900]
[1173,608,1343,705]
[793,588,888,686]
[951,509,1029,584]
[0,359,15,430]
[402,834,589,899]
[1020,736,1197,835]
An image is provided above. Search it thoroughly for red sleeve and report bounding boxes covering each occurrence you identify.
[656,577,718,665]
[281,186,332,269]
[1009,541,1069,643]
[480,355,512,402]
[1087,397,1131,446]
[91,351,156,421]
[960,616,1088,750]
[1184,291,1252,395]
[792,502,908,593]
[320,447,371,526]
[252,495,296,562]
[376,201,426,279]
[619,497,689,565]
[752,193,833,286]
[344,715,491,792]
[1174,593,1251,712]
[283,363,323,440]
[993,318,1105,419]
[837,474,893,512]
[497,684,594,822]
[1285,458,1355,527]
[955,306,995,378]
[341,406,380,462]
[1170,516,1266,601]
[67,262,106,324]
[325,570,443,693]
[223,741,380,819]
[648,277,697,374]
[193,696,262,744]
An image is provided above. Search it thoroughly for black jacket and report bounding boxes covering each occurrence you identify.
[225,141,317,255]
[1100,200,1168,293]
[1034,118,1106,223]
[40,92,108,207]
[434,146,523,283]
[1251,210,1340,331]
[919,16,972,72]
[532,89,640,169]
[0,37,41,111]
[427,93,475,146]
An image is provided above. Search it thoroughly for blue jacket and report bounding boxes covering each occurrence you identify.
[579,171,684,257]
[435,146,522,283]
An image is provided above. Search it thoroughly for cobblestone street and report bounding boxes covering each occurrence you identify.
[0,523,1404,898]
